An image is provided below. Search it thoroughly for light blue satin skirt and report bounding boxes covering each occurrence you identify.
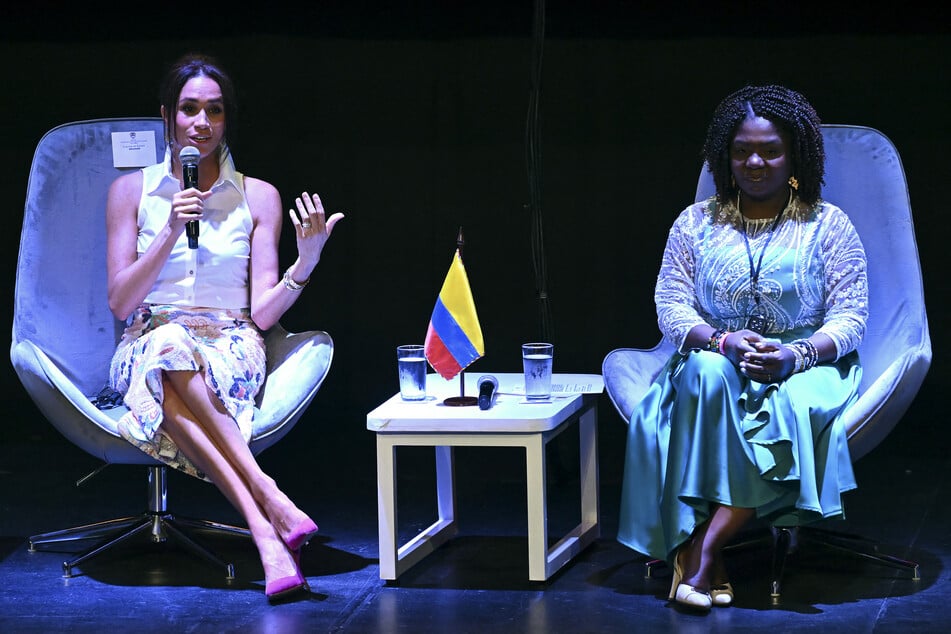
[616,349,860,563]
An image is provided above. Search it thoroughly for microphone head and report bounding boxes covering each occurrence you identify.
[477,375,498,389]
[477,375,498,410]
[179,145,200,166]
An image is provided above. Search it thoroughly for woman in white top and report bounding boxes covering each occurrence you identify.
[106,52,343,603]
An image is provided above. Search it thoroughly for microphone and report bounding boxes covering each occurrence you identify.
[179,146,200,249]
[477,375,499,410]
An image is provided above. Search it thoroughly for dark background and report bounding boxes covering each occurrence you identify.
[1,2,947,483]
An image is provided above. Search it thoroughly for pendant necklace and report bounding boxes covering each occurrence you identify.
[738,191,789,333]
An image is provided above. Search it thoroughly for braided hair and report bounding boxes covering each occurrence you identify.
[701,85,825,206]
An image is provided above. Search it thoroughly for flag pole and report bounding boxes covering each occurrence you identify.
[444,226,478,407]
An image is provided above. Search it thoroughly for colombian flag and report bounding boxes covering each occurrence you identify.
[424,249,485,380]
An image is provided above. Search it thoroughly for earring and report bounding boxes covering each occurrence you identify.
[788,176,799,191]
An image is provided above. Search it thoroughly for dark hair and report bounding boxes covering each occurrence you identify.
[159,53,237,150]
[701,85,825,205]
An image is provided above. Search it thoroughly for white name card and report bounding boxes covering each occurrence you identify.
[111,130,157,168]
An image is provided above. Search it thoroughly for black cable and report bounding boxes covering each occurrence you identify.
[526,0,553,342]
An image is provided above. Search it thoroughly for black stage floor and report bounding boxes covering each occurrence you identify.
[1,390,946,633]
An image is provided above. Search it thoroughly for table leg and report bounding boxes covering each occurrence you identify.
[434,445,456,525]
[376,435,399,580]
[527,401,601,581]
[578,403,601,536]
[525,433,548,581]
[377,438,460,580]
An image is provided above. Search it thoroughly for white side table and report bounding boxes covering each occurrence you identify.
[366,372,603,582]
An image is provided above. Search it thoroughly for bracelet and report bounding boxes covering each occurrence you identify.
[787,343,806,373]
[718,331,731,355]
[282,269,309,292]
[790,338,819,372]
[708,329,724,353]
[708,329,730,354]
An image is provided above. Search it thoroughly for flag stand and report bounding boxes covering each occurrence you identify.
[444,368,477,406]
[443,227,478,407]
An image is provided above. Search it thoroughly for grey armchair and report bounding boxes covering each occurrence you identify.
[602,124,931,598]
[12,118,334,579]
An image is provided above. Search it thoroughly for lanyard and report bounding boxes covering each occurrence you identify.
[741,208,784,309]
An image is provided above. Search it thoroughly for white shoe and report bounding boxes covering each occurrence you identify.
[710,582,734,607]
[674,583,712,611]
[667,547,685,600]
[668,546,712,611]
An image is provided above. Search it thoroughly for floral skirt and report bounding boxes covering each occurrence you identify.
[109,304,266,480]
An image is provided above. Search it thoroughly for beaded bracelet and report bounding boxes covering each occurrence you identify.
[787,343,806,373]
[708,329,725,353]
[282,269,310,292]
[718,331,731,355]
[798,338,819,368]
[789,338,819,373]
[708,329,731,354]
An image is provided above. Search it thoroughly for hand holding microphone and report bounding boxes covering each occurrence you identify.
[478,375,499,410]
[179,146,201,249]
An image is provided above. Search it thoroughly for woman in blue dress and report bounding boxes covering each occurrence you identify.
[616,85,868,611]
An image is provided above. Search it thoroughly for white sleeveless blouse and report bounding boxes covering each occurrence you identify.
[137,146,252,310]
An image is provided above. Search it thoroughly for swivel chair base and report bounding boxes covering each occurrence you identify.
[27,465,250,580]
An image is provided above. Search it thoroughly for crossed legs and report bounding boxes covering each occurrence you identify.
[158,369,315,599]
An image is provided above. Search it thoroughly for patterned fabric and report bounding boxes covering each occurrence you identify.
[617,195,869,564]
[109,305,266,480]
[655,197,868,355]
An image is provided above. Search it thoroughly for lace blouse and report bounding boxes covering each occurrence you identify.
[655,196,868,358]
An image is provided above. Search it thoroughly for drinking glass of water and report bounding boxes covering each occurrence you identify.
[397,345,427,401]
[522,342,553,400]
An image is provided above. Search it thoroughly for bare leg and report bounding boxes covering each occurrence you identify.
[682,504,754,591]
[163,370,315,541]
[157,371,309,591]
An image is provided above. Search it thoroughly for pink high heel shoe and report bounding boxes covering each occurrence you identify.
[282,517,319,551]
[265,549,309,604]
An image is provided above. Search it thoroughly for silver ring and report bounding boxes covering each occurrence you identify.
[301,222,312,229]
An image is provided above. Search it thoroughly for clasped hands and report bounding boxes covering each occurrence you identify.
[722,329,796,384]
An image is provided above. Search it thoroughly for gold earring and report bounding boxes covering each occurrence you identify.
[788,176,799,191]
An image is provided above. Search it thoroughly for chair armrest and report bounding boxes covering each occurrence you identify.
[10,339,153,464]
[841,340,932,461]
[602,340,676,423]
[251,325,335,453]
